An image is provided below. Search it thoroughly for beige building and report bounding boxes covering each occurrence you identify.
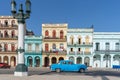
[42,24,68,67]
[0,16,18,67]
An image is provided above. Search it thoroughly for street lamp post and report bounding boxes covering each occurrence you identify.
[11,0,31,76]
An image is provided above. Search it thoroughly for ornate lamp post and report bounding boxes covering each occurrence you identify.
[11,0,31,76]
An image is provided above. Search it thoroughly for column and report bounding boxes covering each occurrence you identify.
[90,56,93,67]
[9,56,11,65]
[74,57,76,64]
[82,56,84,64]
[111,54,114,68]
[101,54,104,68]
[33,57,35,67]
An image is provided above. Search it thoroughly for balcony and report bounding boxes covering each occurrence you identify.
[0,51,16,54]
[95,50,120,54]
[84,52,91,55]
[67,42,93,47]
[77,51,83,55]
[0,36,18,40]
[0,25,18,29]
[69,51,75,55]
[43,37,66,42]
[42,50,67,55]
[25,51,42,54]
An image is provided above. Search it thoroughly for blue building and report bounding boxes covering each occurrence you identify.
[25,35,42,67]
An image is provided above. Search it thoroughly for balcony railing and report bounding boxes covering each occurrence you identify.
[25,51,42,54]
[0,24,18,28]
[42,50,67,55]
[69,51,75,55]
[0,36,18,40]
[95,50,120,54]
[0,51,16,54]
[67,42,93,47]
[43,37,66,42]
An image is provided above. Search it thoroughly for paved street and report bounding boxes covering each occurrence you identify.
[0,67,120,80]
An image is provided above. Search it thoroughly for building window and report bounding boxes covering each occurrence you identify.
[78,48,81,52]
[52,44,56,52]
[4,31,9,38]
[96,43,100,51]
[70,48,73,52]
[11,44,15,51]
[4,20,8,27]
[60,30,64,39]
[11,30,15,38]
[35,44,39,52]
[85,36,89,44]
[70,36,74,44]
[45,30,49,37]
[85,48,90,53]
[0,44,2,51]
[11,20,15,27]
[105,43,110,50]
[28,44,32,52]
[60,43,64,51]
[78,38,81,44]
[45,43,49,52]
[4,44,8,52]
[115,43,120,50]
[52,30,56,38]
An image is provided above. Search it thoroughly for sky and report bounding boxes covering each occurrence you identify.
[0,0,120,35]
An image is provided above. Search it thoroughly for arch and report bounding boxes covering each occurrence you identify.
[93,55,101,67]
[45,43,49,52]
[44,57,49,67]
[27,56,33,67]
[51,57,57,64]
[103,54,111,68]
[59,57,64,61]
[76,57,82,64]
[69,56,74,62]
[113,55,120,65]
[60,30,64,39]
[10,56,16,66]
[35,56,40,67]
[52,30,56,38]
[45,30,49,37]
[84,57,90,66]
[3,56,9,64]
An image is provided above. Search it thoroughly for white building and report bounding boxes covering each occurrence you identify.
[93,32,120,68]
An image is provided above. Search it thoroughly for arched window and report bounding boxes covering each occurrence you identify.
[60,30,64,39]
[0,44,2,51]
[4,44,8,52]
[52,30,56,38]
[11,44,15,51]
[4,31,9,38]
[70,36,74,44]
[11,20,15,27]
[4,20,8,27]
[45,30,49,37]
[45,43,49,52]
[11,30,15,38]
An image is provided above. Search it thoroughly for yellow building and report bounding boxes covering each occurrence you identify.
[42,24,68,67]
[0,16,18,67]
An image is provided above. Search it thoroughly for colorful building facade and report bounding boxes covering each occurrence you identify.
[25,35,42,67]
[0,16,18,67]
[67,28,94,67]
[42,24,67,67]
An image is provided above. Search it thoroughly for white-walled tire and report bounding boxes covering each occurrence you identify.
[56,68,61,73]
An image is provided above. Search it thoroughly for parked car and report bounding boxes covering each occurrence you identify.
[0,63,11,69]
[50,60,87,73]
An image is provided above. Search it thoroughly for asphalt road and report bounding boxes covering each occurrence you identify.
[0,67,120,80]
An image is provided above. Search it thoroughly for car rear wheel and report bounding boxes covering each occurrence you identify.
[79,68,85,73]
[56,68,61,73]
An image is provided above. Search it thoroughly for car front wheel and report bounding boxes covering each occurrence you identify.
[56,68,61,73]
[79,68,85,73]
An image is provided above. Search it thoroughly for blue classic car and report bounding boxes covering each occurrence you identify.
[50,60,87,73]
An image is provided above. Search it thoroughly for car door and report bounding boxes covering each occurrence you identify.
[67,61,77,71]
